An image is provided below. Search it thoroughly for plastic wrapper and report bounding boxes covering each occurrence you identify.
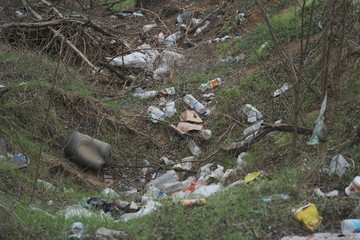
[120,199,161,222]
[293,203,322,231]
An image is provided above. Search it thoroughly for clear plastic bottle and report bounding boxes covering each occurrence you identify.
[164,101,176,117]
[133,90,158,99]
[341,219,360,233]
[147,106,165,123]
[183,94,208,115]
[147,170,179,189]
[187,139,201,156]
[199,78,222,92]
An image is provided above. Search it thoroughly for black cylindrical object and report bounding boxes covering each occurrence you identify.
[64,131,111,169]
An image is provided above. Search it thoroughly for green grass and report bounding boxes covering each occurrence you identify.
[103,0,136,11]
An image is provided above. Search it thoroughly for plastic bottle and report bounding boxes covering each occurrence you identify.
[180,199,206,207]
[187,139,201,156]
[161,177,195,194]
[341,219,360,233]
[199,78,222,92]
[133,90,158,99]
[183,94,208,115]
[36,179,55,191]
[201,129,212,140]
[147,170,178,189]
[164,101,176,117]
[147,106,166,123]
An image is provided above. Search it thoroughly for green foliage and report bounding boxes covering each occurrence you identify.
[103,0,136,11]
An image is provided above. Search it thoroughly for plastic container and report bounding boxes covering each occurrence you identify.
[64,132,111,170]
[199,78,222,92]
[147,170,179,189]
[147,106,166,123]
[188,139,201,156]
[133,90,158,99]
[37,179,55,191]
[345,176,360,196]
[201,129,212,140]
[164,101,176,117]
[183,94,208,115]
[341,219,360,233]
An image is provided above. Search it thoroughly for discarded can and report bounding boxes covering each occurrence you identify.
[345,176,360,196]
[341,219,360,233]
[198,78,222,92]
[64,132,111,170]
[180,199,206,207]
[183,94,209,115]
[293,203,322,231]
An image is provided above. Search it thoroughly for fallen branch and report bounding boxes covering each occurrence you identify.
[223,123,313,151]
[20,0,99,72]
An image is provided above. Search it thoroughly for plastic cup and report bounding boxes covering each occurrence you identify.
[345,176,360,196]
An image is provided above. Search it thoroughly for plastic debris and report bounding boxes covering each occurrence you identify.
[235,12,246,22]
[180,199,206,207]
[102,188,120,198]
[293,203,322,231]
[147,170,179,190]
[143,24,157,32]
[198,78,222,92]
[192,184,223,198]
[183,182,206,193]
[68,222,85,240]
[159,156,174,166]
[225,180,245,190]
[36,179,55,191]
[307,92,327,145]
[281,233,360,240]
[171,122,203,135]
[159,86,176,96]
[314,188,339,197]
[95,227,128,240]
[144,185,167,199]
[220,54,245,63]
[15,10,26,18]
[113,200,130,209]
[242,104,263,123]
[198,164,224,183]
[262,194,290,202]
[133,90,158,99]
[161,177,195,194]
[328,154,350,177]
[341,219,360,233]
[58,205,93,219]
[9,153,28,167]
[153,50,184,80]
[244,172,261,183]
[164,101,176,117]
[243,120,264,137]
[132,12,144,17]
[273,83,290,97]
[108,52,148,68]
[180,110,203,123]
[147,106,166,123]
[64,132,111,170]
[120,199,161,222]
[163,31,183,48]
[188,139,201,156]
[183,94,209,115]
[194,21,210,36]
[202,93,215,99]
[236,152,248,168]
[209,35,230,43]
[345,176,360,196]
[176,11,192,23]
[201,129,212,140]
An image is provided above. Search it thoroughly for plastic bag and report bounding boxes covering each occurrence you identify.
[307,92,327,145]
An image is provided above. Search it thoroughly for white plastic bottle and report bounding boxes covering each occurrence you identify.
[133,90,158,99]
[147,170,179,189]
[183,94,208,115]
[147,106,165,123]
[341,219,360,233]
[199,78,222,92]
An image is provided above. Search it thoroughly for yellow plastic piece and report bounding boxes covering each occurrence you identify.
[293,203,323,231]
[244,172,261,183]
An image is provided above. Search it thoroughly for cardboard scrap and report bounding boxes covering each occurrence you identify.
[180,110,203,123]
[171,122,203,134]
